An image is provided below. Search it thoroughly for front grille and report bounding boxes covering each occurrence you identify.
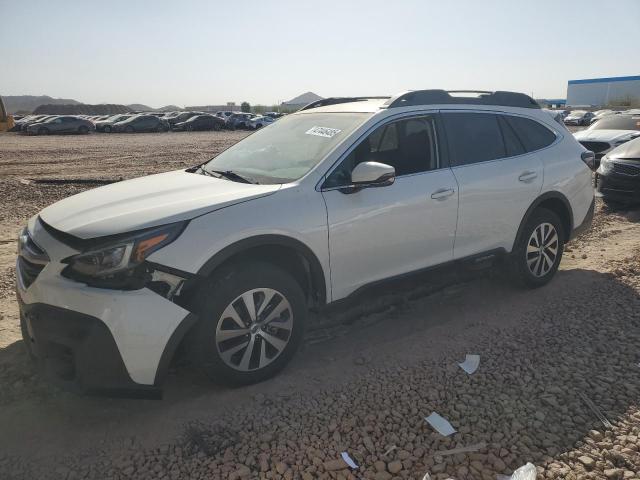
[579,141,610,154]
[17,256,45,289]
[612,162,640,176]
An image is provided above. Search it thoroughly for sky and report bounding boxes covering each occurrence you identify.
[2,0,639,108]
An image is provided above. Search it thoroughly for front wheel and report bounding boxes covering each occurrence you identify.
[509,208,564,288]
[188,262,307,386]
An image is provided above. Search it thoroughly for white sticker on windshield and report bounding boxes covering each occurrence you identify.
[305,126,341,138]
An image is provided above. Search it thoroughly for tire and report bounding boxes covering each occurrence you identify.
[104,126,112,133]
[188,262,307,386]
[509,208,564,288]
[125,125,134,133]
[38,127,49,135]
[213,123,221,131]
[78,125,88,134]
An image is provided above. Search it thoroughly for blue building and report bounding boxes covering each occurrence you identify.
[566,75,640,106]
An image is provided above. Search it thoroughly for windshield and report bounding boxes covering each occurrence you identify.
[589,115,640,131]
[203,112,369,183]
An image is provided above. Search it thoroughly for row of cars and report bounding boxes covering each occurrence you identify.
[11,110,284,135]
[557,108,640,126]
[570,112,640,207]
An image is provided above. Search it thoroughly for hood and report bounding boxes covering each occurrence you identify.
[574,129,640,142]
[39,169,281,239]
[607,137,640,160]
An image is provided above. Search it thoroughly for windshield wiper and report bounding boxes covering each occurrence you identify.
[189,165,259,184]
[207,169,258,184]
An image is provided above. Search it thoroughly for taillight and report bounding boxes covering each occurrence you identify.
[581,151,596,170]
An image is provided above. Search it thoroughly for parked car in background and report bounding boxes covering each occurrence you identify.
[166,111,205,127]
[113,115,169,133]
[596,136,640,207]
[17,90,595,393]
[264,112,284,118]
[25,116,94,135]
[12,115,54,131]
[246,115,276,129]
[573,114,640,160]
[172,114,225,131]
[589,109,616,125]
[564,110,595,126]
[226,112,257,130]
[215,111,236,121]
[95,114,134,132]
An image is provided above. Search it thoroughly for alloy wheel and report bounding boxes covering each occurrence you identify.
[526,222,559,277]
[215,288,293,372]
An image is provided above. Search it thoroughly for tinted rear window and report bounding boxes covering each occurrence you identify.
[505,116,556,152]
[442,113,505,166]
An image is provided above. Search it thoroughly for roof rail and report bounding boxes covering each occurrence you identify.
[298,96,390,111]
[383,90,540,109]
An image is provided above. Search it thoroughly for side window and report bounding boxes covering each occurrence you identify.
[324,116,438,188]
[505,116,556,152]
[442,112,505,166]
[498,116,525,157]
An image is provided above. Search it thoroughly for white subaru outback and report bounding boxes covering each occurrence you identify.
[16,90,595,397]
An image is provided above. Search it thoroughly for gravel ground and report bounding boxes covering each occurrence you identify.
[0,131,639,480]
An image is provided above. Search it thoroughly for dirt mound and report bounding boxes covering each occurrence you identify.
[33,104,132,115]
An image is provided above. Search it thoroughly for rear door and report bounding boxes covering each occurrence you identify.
[441,111,545,259]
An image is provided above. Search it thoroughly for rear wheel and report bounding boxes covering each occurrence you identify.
[189,262,307,386]
[510,208,564,288]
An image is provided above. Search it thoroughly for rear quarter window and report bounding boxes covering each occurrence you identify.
[505,116,556,152]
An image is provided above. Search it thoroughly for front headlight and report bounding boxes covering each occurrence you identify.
[598,155,612,173]
[62,221,187,284]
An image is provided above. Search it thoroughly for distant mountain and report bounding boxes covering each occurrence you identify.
[126,103,153,112]
[157,105,182,112]
[4,95,82,114]
[282,91,324,107]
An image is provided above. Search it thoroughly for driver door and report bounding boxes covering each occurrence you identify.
[321,114,459,300]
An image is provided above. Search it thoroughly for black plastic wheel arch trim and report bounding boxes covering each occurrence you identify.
[512,191,574,251]
[195,234,327,306]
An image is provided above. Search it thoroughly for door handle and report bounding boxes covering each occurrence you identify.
[430,188,455,200]
[518,171,538,183]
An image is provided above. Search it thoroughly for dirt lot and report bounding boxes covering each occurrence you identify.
[0,131,639,480]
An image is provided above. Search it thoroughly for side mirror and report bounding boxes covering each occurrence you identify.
[350,161,396,187]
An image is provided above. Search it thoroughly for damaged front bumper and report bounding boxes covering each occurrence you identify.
[16,217,198,398]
